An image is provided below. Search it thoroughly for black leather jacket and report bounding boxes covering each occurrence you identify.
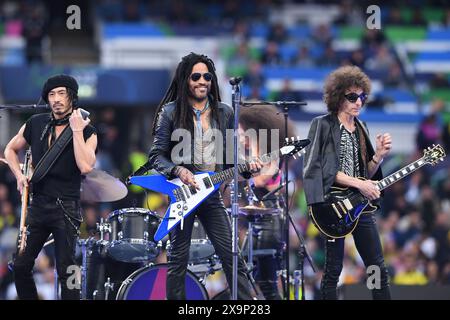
[148,100,239,179]
[303,113,383,205]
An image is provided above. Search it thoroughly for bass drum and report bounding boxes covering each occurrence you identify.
[116,264,209,300]
[77,238,142,300]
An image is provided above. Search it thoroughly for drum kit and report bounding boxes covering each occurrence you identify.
[75,170,283,300]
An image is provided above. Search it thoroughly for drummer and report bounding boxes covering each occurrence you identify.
[4,74,97,300]
[238,104,297,300]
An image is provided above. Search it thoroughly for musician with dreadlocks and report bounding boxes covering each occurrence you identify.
[148,52,260,300]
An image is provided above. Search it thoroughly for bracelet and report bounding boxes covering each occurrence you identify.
[173,166,185,177]
[372,155,383,165]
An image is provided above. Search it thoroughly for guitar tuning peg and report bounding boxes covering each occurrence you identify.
[441,158,444,162]
[285,137,289,143]
[297,136,300,140]
[292,154,296,159]
[291,137,295,142]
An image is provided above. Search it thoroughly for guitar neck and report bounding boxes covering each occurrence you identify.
[19,185,29,228]
[19,149,32,229]
[377,156,428,191]
[210,149,280,184]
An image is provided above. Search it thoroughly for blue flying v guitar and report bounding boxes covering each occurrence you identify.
[130,137,310,241]
[309,144,446,239]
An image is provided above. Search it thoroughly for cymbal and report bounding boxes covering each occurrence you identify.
[81,169,128,202]
[239,205,280,216]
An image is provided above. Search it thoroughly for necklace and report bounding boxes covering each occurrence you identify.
[193,100,209,134]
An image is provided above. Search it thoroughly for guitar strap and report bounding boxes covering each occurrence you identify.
[356,120,368,178]
[30,125,73,184]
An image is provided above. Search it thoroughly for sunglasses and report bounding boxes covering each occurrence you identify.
[344,92,368,105]
[190,72,213,82]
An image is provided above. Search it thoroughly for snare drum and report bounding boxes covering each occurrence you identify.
[116,264,208,300]
[107,208,161,263]
[187,238,221,276]
[189,239,215,263]
[166,238,217,267]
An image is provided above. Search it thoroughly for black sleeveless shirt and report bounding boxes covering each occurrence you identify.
[23,113,96,200]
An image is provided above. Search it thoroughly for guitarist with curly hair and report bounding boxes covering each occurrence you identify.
[303,66,392,300]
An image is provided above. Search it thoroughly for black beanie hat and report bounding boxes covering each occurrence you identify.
[41,74,79,103]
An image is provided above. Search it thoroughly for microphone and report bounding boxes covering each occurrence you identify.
[229,77,242,85]
[261,180,292,201]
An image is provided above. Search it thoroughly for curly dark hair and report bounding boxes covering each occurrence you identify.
[239,104,297,153]
[152,52,221,135]
[323,65,371,114]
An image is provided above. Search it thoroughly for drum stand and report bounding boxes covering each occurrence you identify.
[79,239,89,300]
[244,180,256,274]
[104,277,113,300]
[80,218,111,300]
[228,180,264,300]
[278,191,317,300]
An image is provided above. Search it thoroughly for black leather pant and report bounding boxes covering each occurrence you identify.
[13,195,81,300]
[253,214,283,300]
[167,191,253,300]
[321,213,391,300]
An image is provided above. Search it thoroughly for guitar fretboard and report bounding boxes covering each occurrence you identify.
[210,149,280,185]
[377,157,427,191]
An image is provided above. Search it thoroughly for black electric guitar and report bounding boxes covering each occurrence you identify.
[309,144,446,238]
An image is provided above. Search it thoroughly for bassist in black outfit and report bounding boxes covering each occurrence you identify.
[303,66,392,300]
[4,74,97,299]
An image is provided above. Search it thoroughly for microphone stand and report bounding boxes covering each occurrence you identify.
[230,77,242,300]
[242,99,315,300]
[0,103,49,118]
[278,101,316,300]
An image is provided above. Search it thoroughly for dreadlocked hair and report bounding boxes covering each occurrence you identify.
[152,52,222,135]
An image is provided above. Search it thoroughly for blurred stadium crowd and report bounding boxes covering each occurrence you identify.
[0,0,449,299]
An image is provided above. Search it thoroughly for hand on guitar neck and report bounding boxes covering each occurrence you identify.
[335,172,380,201]
[16,173,29,195]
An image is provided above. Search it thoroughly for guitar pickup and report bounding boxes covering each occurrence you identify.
[337,201,347,214]
[189,185,197,195]
[203,177,212,189]
[182,185,191,199]
[331,203,343,219]
[342,199,353,211]
[173,189,186,202]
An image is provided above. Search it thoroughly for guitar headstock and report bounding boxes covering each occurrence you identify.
[423,144,446,166]
[280,136,310,159]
